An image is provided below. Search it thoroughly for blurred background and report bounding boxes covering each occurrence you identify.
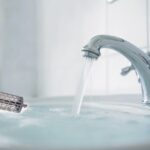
[0,0,149,98]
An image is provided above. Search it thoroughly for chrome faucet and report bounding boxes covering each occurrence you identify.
[82,35,150,104]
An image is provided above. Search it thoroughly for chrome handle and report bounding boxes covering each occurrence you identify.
[121,52,150,76]
[121,65,141,83]
[120,65,134,76]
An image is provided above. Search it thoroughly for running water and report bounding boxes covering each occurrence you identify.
[72,58,94,115]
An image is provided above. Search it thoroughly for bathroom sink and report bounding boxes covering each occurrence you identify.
[0,95,150,150]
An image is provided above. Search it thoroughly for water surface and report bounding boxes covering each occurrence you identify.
[0,102,150,149]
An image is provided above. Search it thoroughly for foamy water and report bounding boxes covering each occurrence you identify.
[72,58,94,115]
[0,103,150,149]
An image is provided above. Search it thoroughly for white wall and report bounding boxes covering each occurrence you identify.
[0,0,38,97]
[0,0,149,98]
[37,0,106,97]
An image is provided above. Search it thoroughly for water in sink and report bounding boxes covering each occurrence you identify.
[0,102,150,149]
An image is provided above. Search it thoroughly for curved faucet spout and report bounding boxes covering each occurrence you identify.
[82,35,150,104]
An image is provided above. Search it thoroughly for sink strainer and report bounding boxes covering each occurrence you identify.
[0,92,27,113]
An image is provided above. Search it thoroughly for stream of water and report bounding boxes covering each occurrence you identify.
[72,58,94,115]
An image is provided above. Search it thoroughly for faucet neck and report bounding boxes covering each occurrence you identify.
[82,35,150,104]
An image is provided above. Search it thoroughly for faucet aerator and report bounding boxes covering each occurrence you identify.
[82,50,100,59]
